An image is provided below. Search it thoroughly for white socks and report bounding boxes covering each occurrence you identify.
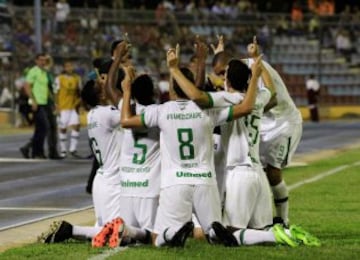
[124,225,147,241]
[72,225,102,240]
[233,229,276,245]
[69,130,80,152]
[271,180,289,224]
[59,132,67,154]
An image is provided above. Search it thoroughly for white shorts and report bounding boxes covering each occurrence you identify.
[58,109,80,129]
[154,185,221,235]
[118,196,159,232]
[223,166,272,229]
[92,172,122,226]
[260,123,302,169]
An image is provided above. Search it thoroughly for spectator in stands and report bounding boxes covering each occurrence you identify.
[0,85,11,107]
[55,0,70,33]
[335,29,353,61]
[306,74,320,122]
[317,0,335,16]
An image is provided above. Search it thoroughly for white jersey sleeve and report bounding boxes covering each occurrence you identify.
[204,107,233,127]
[208,91,243,107]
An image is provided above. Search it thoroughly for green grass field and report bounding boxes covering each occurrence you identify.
[1,149,359,260]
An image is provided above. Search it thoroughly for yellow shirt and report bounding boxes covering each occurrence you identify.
[55,73,81,110]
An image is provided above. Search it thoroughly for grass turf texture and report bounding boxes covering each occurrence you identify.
[1,149,359,260]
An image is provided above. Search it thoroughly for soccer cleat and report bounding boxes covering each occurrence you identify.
[60,151,67,158]
[290,225,321,247]
[272,224,299,248]
[169,221,194,247]
[211,222,238,247]
[108,217,126,248]
[92,222,113,248]
[38,221,73,243]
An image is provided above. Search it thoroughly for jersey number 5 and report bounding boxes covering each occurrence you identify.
[177,128,195,160]
[133,140,147,164]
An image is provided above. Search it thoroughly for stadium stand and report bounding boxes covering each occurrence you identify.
[0,1,359,112]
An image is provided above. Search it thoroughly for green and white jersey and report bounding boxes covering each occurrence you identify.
[244,87,271,167]
[209,89,271,168]
[142,100,232,188]
[119,103,161,198]
[209,91,251,167]
[244,58,302,128]
[87,105,123,183]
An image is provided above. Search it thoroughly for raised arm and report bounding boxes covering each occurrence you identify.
[247,36,277,111]
[167,47,211,107]
[194,36,207,89]
[105,41,129,106]
[232,55,263,119]
[120,66,143,129]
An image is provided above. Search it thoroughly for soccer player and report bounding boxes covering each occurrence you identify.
[120,45,264,247]
[246,40,303,227]
[167,44,320,248]
[55,60,82,158]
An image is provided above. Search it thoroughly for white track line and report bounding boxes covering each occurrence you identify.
[90,161,360,260]
[0,158,91,163]
[0,207,75,211]
[0,205,93,232]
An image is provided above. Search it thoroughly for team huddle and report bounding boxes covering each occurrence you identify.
[39,36,320,249]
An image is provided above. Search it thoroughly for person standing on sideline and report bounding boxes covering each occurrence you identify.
[305,74,320,122]
[21,54,53,158]
[55,60,82,158]
[20,55,62,159]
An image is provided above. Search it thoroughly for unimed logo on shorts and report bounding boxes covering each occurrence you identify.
[176,171,212,178]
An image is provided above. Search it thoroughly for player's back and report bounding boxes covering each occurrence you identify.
[87,105,122,180]
[262,61,302,124]
[120,103,160,197]
[243,58,302,124]
[144,100,219,188]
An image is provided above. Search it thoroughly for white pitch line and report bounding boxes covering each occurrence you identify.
[88,247,129,260]
[0,207,75,211]
[288,164,353,191]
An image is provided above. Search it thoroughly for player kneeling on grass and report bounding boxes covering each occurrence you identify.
[171,38,321,247]
[118,46,264,248]
[38,73,157,248]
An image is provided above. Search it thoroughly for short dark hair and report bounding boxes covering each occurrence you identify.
[227,59,251,92]
[132,74,155,106]
[35,53,46,59]
[173,67,195,99]
[81,80,99,108]
[97,60,125,92]
[212,51,231,68]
